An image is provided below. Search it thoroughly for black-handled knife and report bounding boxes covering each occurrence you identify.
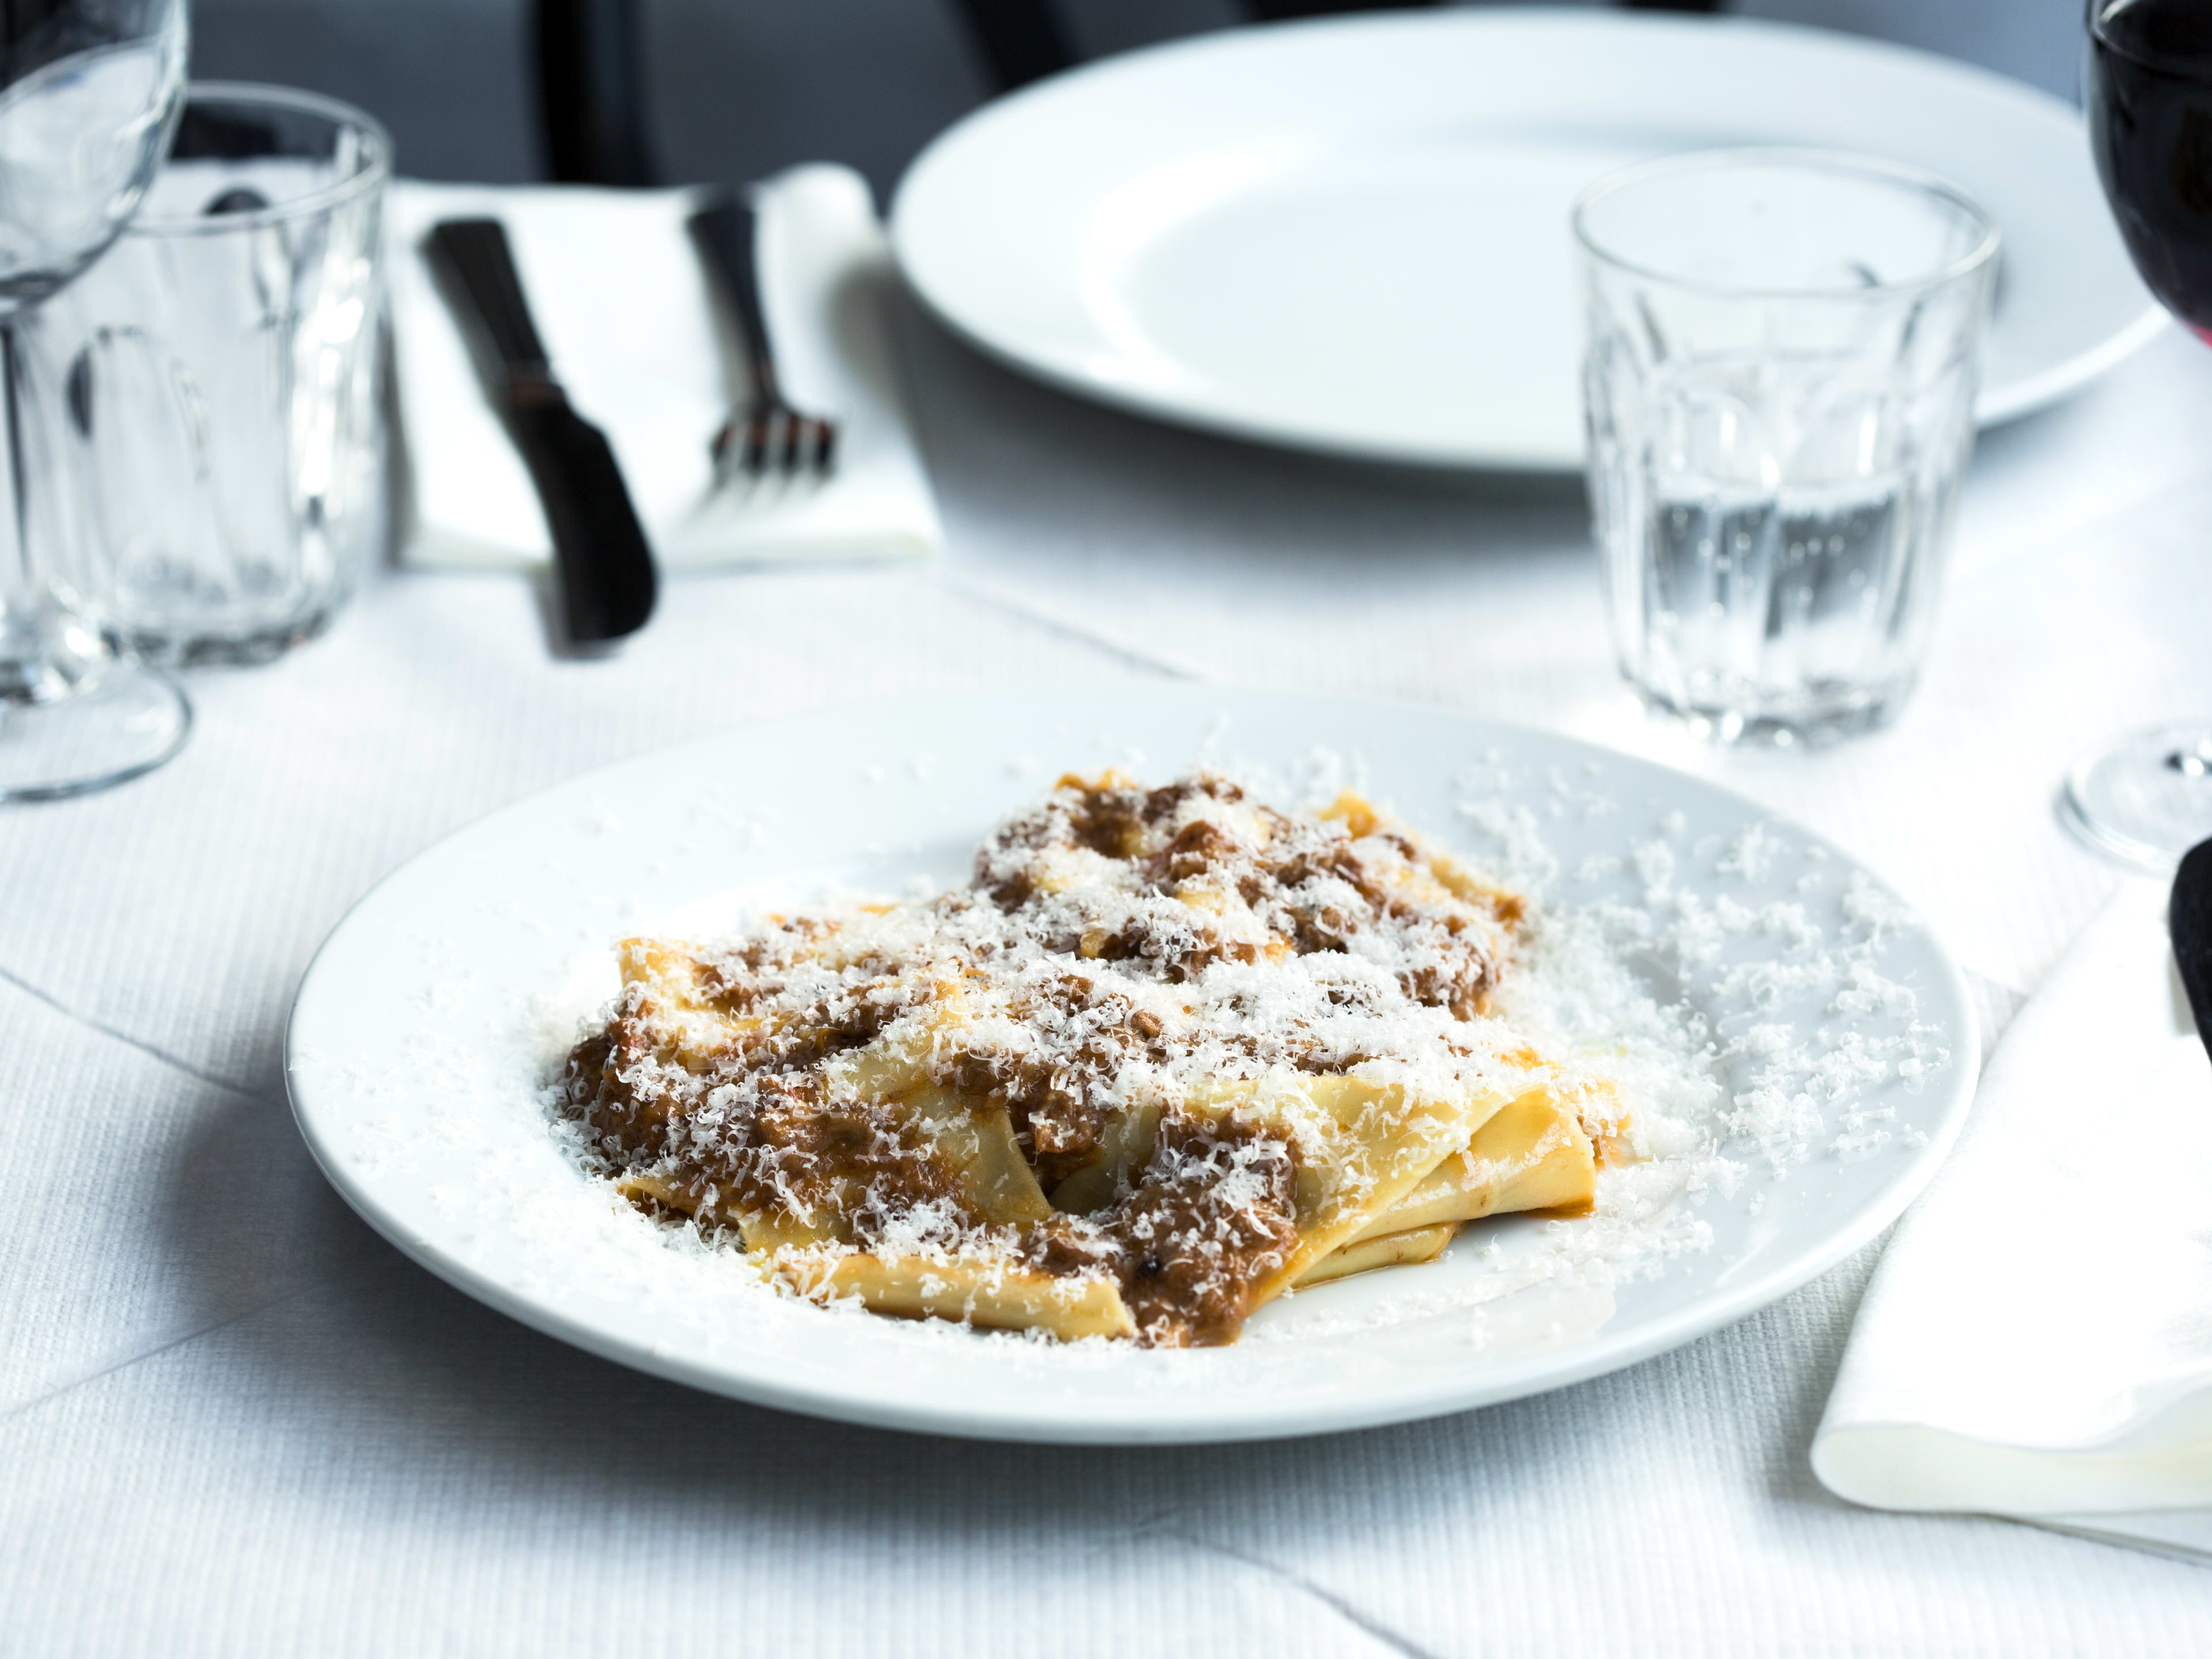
[427,217,657,645]
[2173,837,2212,1052]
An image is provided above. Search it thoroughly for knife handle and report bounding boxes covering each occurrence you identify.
[2173,838,2212,1043]
[427,218,555,393]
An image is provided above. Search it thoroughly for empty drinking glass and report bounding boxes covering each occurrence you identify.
[40,83,388,665]
[1576,150,1999,745]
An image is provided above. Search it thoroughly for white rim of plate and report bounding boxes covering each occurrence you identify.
[891,9,2166,472]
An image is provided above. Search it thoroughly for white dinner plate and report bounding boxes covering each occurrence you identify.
[892,10,2162,471]
[287,687,1977,1443]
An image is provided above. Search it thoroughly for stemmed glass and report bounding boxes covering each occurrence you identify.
[2071,0,2212,867]
[0,0,188,802]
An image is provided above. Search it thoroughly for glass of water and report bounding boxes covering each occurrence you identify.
[1575,150,1999,745]
[40,83,388,665]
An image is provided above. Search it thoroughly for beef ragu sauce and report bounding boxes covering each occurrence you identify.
[566,1028,971,1240]
[560,770,1525,1346]
[978,773,1514,1017]
[1018,1107,1302,1346]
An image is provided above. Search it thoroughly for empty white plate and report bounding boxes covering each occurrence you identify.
[892,10,2164,471]
[286,687,1976,1443]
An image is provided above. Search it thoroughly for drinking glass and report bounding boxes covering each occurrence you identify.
[42,85,389,665]
[0,0,189,801]
[2069,0,2212,868]
[1576,150,1999,747]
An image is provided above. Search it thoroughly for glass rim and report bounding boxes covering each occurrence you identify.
[128,81,392,237]
[1571,146,2001,301]
[2088,0,2212,80]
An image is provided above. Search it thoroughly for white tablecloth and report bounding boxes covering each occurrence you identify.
[6,294,2211,1653]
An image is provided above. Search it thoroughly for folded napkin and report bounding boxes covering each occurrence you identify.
[387,166,940,569]
[1812,880,2212,1559]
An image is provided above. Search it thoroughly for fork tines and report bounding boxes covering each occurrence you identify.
[690,191,840,483]
[713,406,837,480]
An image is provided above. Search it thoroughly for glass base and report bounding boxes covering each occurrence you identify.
[0,657,191,802]
[1634,682,1906,749]
[2061,722,2212,871]
[100,589,346,669]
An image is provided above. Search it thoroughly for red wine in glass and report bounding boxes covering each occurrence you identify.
[2067,0,2212,866]
[2089,0,2212,343]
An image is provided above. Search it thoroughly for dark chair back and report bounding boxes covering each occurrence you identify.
[536,0,1728,185]
[950,0,1724,92]
[536,0,658,184]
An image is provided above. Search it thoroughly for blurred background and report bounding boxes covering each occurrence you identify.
[192,0,2090,195]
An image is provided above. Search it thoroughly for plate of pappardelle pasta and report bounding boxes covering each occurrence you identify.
[287,685,1975,1443]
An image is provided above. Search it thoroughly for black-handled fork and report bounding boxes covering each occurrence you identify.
[688,192,838,479]
[429,217,657,646]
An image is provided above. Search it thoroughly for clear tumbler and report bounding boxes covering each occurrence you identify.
[1576,150,1999,745]
[41,84,388,664]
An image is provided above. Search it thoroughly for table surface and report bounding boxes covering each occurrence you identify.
[6,295,2211,1655]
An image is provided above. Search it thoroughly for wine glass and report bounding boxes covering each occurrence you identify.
[0,0,188,802]
[2071,0,2212,867]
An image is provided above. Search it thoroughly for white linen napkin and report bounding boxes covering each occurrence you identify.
[386,166,940,569]
[1812,879,2212,1558]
